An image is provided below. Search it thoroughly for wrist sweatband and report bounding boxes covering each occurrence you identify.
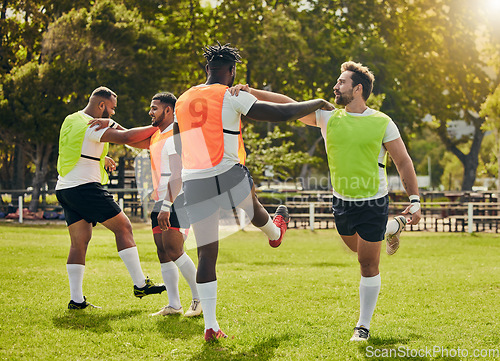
[409,195,420,214]
[161,201,173,212]
[110,120,119,129]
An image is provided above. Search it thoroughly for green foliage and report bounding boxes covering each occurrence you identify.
[1,0,500,193]
[41,1,169,125]
[243,123,321,185]
[440,152,464,191]
[408,128,446,189]
[477,132,498,181]
[481,85,500,128]
[0,225,499,359]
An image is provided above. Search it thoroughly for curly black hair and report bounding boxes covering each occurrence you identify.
[203,41,242,67]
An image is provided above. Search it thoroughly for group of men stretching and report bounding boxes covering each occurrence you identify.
[56,42,421,342]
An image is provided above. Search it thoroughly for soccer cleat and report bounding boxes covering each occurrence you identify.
[184,298,202,317]
[385,215,407,255]
[204,328,228,342]
[133,277,166,298]
[350,326,370,341]
[150,305,183,316]
[269,205,290,248]
[68,296,101,310]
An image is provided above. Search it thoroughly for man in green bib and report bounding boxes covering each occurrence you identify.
[302,61,421,341]
[229,61,421,342]
[321,62,421,341]
[56,86,166,309]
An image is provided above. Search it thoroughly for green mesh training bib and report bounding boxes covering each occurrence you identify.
[326,109,389,198]
[57,112,109,185]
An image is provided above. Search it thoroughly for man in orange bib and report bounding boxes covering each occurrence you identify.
[157,42,333,342]
[93,93,202,318]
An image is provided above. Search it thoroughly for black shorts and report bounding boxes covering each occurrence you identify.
[56,182,121,227]
[332,195,389,242]
[183,164,254,224]
[150,194,190,233]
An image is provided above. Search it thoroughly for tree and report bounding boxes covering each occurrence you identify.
[0,0,169,211]
[302,0,498,190]
[480,84,500,192]
[387,0,498,190]
[243,123,320,186]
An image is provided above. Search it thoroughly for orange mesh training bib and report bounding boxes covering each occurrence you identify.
[150,128,173,201]
[176,84,246,169]
[237,122,246,165]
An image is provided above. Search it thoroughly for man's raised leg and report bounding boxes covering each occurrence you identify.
[102,211,165,298]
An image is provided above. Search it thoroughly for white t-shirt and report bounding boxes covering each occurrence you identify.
[155,123,183,200]
[177,86,257,181]
[55,111,110,190]
[315,108,401,201]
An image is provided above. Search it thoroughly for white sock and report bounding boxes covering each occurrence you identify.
[357,274,381,329]
[174,253,199,300]
[161,262,181,309]
[118,247,146,287]
[258,216,281,241]
[67,264,85,303]
[197,280,219,331]
[385,219,400,235]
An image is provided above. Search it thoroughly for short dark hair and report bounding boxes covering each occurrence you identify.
[203,41,241,69]
[91,86,117,99]
[341,61,375,101]
[152,92,176,108]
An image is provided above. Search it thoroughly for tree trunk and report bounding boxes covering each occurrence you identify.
[437,119,485,191]
[460,124,484,191]
[28,143,53,212]
[461,155,479,191]
[13,143,26,189]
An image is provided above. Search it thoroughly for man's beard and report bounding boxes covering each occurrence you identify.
[335,90,354,106]
[102,108,110,118]
[152,113,165,127]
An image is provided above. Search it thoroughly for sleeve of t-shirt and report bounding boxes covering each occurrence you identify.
[228,90,258,116]
[383,120,401,143]
[165,135,177,156]
[86,126,109,142]
[315,109,334,130]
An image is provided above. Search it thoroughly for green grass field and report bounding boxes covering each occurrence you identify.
[0,223,499,360]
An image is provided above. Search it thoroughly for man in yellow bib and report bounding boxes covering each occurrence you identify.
[158,42,333,341]
[314,62,421,341]
[231,61,421,342]
[56,86,166,309]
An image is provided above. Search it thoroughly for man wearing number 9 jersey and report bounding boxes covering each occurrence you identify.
[156,42,334,342]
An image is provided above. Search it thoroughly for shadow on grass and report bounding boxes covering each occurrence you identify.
[188,333,293,361]
[248,261,294,267]
[154,315,204,340]
[368,335,414,346]
[249,261,350,268]
[52,309,142,334]
[310,261,350,268]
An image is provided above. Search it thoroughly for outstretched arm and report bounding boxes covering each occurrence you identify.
[99,126,157,145]
[230,85,323,126]
[246,98,332,123]
[88,119,153,148]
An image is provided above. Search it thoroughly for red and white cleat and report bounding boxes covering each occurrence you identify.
[269,205,290,248]
[204,328,228,342]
